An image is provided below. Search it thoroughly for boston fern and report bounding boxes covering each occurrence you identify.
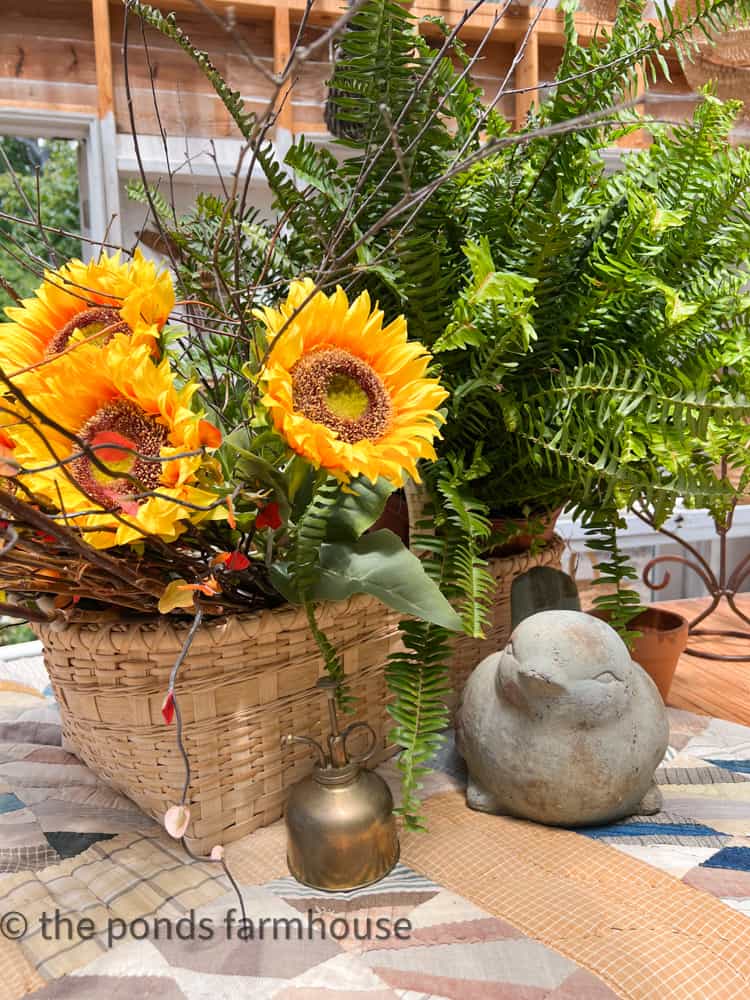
[132,0,750,825]
[442,92,750,623]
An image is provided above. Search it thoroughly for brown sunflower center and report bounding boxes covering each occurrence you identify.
[71,399,168,511]
[46,307,131,357]
[291,348,391,444]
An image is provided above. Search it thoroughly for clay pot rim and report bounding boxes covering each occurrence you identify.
[627,607,689,635]
[486,507,564,557]
[589,607,688,634]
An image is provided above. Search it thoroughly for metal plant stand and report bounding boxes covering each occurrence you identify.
[635,465,750,661]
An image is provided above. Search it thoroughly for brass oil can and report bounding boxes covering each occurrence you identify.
[283,677,399,891]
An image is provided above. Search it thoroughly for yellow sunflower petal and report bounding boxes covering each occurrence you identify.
[0,250,173,376]
[7,337,222,549]
[257,281,448,487]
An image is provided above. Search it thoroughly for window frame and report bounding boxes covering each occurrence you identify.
[0,108,121,254]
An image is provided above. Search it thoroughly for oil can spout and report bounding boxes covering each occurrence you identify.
[317,676,348,767]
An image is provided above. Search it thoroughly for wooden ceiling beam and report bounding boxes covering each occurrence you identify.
[274,2,294,134]
[12,1,686,143]
[92,0,114,119]
[141,0,623,43]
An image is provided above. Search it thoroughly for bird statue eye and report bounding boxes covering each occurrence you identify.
[594,670,619,684]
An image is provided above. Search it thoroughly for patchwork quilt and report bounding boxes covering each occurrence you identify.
[2,653,750,998]
[0,654,155,876]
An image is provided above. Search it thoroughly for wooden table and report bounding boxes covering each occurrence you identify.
[658,596,750,726]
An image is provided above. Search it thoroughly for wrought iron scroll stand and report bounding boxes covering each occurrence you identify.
[634,460,750,661]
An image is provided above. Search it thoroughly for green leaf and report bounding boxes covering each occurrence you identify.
[463,235,495,283]
[316,531,462,630]
[285,138,350,212]
[286,454,314,503]
[223,427,291,519]
[268,562,298,604]
[325,477,395,542]
[271,531,462,631]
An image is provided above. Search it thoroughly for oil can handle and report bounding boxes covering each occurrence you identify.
[341,721,377,765]
[282,733,327,768]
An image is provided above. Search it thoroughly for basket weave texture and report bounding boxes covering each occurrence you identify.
[578,0,619,21]
[449,536,566,703]
[403,478,566,702]
[35,596,402,854]
[676,0,750,122]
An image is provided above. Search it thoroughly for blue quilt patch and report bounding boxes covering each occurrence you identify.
[43,831,115,859]
[0,792,25,814]
[701,847,750,872]
[580,820,722,839]
[705,758,750,775]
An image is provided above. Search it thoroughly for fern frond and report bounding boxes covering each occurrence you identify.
[386,459,492,829]
[305,602,353,711]
[292,481,357,709]
[292,477,342,596]
[126,180,173,225]
[386,619,452,830]
[583,512,644,643]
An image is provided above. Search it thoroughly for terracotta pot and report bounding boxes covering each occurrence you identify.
[588,607,689,702]
[487,507,563,557]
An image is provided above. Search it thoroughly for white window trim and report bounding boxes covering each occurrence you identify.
[115,132,291,185]
[558,502,750,552]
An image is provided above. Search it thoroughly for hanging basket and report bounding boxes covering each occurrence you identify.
[324,0,368,140]
[578,0,619,22]
[34,597,402,854]
[676,0,750,122]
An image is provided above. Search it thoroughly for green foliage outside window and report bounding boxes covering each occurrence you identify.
[0,138,81,311]
[0,621,35,647]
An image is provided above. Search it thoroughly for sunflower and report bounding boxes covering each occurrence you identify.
[0,250,174,375]
[256,279,448,486]
[9,335,223,549]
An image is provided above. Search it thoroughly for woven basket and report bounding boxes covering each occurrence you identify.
[34,596,402,854]
[449,535,566,702]
[676,0,750,122]
[578,0,619,22]
[403,479,566,701]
